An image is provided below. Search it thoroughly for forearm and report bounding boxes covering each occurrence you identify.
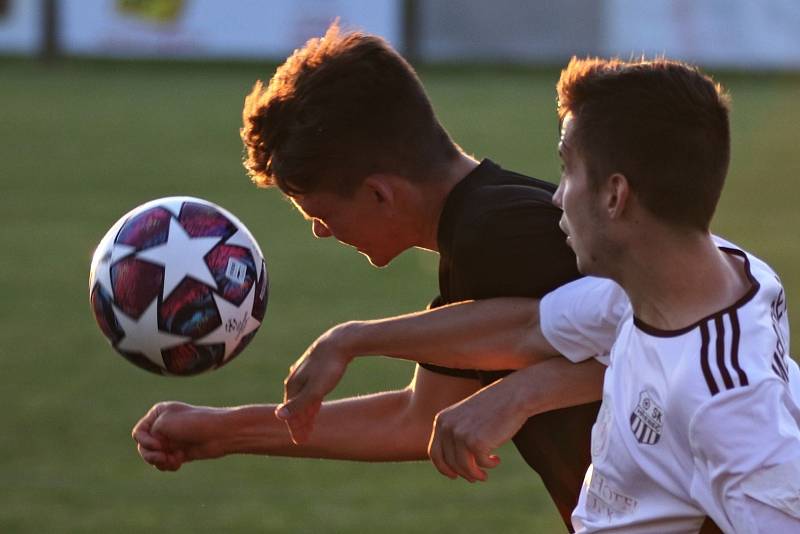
[216,368,480,462]
[337,297,557,370]
[217,390,431,461]
[501,357,605,417]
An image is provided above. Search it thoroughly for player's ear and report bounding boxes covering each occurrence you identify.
[363,174,395,207]
[606,173,630,219]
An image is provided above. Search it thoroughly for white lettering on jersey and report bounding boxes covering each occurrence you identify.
[585,466,639,521]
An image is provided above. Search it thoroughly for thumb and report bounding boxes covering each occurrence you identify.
[476,453,501,469]
[279,376,320,422]
[275,394,316,423]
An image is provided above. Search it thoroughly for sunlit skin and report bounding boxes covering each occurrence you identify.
[552,114,611,277]
[290,186,412,268]
[288,155,479,269]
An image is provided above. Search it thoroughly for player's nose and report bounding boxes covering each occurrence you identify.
[552,182,564,209]
[312,219,332,238]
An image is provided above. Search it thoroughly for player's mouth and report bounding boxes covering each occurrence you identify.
[559,221,573,248]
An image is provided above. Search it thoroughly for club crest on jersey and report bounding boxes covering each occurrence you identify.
[630,391,663,445]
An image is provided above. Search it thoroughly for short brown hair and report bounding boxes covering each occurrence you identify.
[241,23,459,196]
[557,57,731,230]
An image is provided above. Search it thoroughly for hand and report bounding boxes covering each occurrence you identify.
[428,373,532,483]
[275,324,355,444]
[131,401,227,471]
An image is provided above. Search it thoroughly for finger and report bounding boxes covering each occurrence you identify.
[140,445,184,472]
[276,395,320,426]
[133,429,165,451]
[138,444,169,466]
[131,406,159,439]
[162,450,186,471]
[475,453,501,470]
[456,449,489,482]
[428,433,458,479]
[440,429,475,482]
[283,364,308,401]
[278,380,318,423]
[451,439,486,482]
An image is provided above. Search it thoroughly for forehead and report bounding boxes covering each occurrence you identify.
[558,113,576,156]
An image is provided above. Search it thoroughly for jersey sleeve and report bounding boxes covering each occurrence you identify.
[688,379,800,532]
[539,276,628,363]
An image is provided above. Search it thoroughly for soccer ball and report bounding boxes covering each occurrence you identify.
[89,197,268,376]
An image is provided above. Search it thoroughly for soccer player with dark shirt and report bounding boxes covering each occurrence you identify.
[131,24,604,529]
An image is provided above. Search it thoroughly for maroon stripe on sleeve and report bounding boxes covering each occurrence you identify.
[714,317,735,390]
[700,322,719,395]
[728,311,748,387]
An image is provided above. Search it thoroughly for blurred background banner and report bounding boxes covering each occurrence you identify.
[2,0,800,68]
[58,0,401,59]
[0,0,42,54]
[604,0,800,69]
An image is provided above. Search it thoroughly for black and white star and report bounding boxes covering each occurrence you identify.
[113,298,190,368]
[135,217,221,299]
[197,283,261,360]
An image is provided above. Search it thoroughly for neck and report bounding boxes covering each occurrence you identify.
[414,152,480,252]
[614,229,749,330]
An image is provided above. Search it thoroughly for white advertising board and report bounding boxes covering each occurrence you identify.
[60,0,401,59]
[0,0,43,54]
[603,0,800,69]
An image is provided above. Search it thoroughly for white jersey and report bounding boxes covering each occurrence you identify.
[540,238,800,533]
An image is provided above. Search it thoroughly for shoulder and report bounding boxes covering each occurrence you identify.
[446,160,560,232]
[540,277,629,362]
[448,163,565,255]
[670,240,790,403]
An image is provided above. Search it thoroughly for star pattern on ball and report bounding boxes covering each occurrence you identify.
[113,298,190,368]
[225,228,264,280]
[158,198,186,218]
[197,283,261,361]
[135,217,222,299]
[92,243,136,296]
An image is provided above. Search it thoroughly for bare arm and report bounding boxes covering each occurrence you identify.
[338,297,557,370]
[132,366,480,470]
[278,297,559,441]
[428,357,605,482]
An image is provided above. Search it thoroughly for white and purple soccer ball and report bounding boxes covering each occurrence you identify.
[89,197,268,376]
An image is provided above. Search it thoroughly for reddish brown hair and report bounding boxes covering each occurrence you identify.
[241,23,459,196]
[557,57,731,230]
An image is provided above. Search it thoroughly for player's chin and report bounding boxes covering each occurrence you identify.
[361,251,392,268]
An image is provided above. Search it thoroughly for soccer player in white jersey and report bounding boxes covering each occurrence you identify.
[539,57,800,533]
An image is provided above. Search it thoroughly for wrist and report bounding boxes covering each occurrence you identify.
[325,320,368,364]
[506,367,546,417]
[217,405,289,455]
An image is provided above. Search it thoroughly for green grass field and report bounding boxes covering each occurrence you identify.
[1,58,798,533]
